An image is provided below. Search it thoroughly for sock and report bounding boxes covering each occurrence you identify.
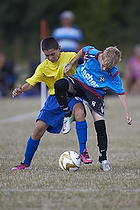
[99,150,107,163]
[24,136,40,165]
[94,120,107,163]
[76,120,87,153]
[64,108,71,117]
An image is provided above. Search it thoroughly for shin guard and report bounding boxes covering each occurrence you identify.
[24,136,40,165]
[76,120,87,153]
[94,120,108,162]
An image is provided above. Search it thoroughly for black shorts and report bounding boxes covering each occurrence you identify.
[65,77,105,117]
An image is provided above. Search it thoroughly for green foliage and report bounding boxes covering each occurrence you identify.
[0,0,140,60]
[72,0,140,48]
[0,0,74,59]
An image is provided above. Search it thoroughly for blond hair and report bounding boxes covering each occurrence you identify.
[102,46,121,69]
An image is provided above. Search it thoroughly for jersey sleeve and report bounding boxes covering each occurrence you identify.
[107,73,125,95]
[82,46,100,57]
[25,64,44,86]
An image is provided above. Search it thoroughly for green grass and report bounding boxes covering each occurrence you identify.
[0,96,140,210]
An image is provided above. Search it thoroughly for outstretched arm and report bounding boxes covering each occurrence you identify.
[65,49,85,76]
[12,83,33,98]
[118,94,132,125]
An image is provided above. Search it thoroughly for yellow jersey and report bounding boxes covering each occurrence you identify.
[26,52,77,95]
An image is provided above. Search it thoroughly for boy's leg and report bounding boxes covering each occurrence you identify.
[94,120,107,162]
[24,136,40,166]
[11,136,40,170]
[76,120,93,164]
[24,120,48,165]
[54,78,74,134]
[54,78,74,116]
[11,120,48,170]
[12,95,64,170]
[76,120,87,153]
[70,100,93,164]
[94,120,111,171]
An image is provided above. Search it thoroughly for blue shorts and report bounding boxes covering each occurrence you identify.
[36,95,84,134]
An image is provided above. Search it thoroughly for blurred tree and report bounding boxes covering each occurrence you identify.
[0,0,140,61]
[0,0,74,60]
[72,0,140,49]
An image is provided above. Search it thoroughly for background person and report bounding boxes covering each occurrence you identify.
[125,44,140,95]
[0,52,16,97]
[52,10,83,52]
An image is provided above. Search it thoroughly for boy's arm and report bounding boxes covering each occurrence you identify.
[118,94,132,125]
[12,83,33,98]
[65,49,85,76]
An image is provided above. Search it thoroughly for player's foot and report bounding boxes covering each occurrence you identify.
[11,162,32,170]
[100,160,111,171]
[63,116,71,134]
[80,149,93,164]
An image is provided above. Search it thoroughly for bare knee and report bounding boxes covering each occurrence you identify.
[73,104,85,121]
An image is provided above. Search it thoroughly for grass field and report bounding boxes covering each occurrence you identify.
[0,96,140,210]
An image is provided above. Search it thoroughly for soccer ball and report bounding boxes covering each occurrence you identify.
[59,151,81,171]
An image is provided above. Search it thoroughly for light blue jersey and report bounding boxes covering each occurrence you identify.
[73,46,125,98]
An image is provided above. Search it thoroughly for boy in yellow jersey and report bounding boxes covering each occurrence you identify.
[11,36,92,170]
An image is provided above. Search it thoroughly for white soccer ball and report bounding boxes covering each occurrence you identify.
[59,151,81,171]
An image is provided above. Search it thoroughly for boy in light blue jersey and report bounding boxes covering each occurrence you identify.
[55,45,132,171]
[73,46,125,97]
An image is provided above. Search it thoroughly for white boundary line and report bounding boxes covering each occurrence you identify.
[0,111,39,125]
[1,188,140,193]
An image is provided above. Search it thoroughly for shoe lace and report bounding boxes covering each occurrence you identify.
[63,118,67,128]
[15,162,25,168]
[82,151,90,159]
[63,117,70,127]
[102,160,111,171]
[105,162,110,170]
[63,118,67,124]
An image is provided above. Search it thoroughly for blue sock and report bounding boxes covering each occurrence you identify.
[24,136,40,165]
[76,120,87,153]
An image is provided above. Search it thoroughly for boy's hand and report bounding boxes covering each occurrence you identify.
[64,63,72,76]
[12,85,23,98]
[126,116,132,125]
[84,52,89,64]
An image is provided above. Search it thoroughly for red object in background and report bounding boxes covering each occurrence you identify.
[40,19,49,41]
[40,19,49,107]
